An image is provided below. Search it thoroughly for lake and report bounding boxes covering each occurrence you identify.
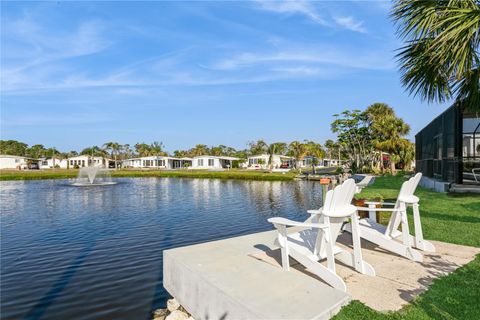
[1,178,323,320]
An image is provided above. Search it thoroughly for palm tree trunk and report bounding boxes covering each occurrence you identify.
[390,160,396,175]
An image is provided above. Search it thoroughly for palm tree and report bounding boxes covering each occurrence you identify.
[103,142,122,169]
[248,139,268,156]
[396,139,415,171]
[150,141,166,156]
[365,103,410,174]
[392,0,480,112]
[189,144,209,157]
[288,141,306,169]
[135,143,151,157]
[304,141,325,174]
[266,142,287,171]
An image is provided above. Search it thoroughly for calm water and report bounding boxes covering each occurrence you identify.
[1,178,323,320]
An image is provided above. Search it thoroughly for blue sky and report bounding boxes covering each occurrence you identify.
[1,0,449,152]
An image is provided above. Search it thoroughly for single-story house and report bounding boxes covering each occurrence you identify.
[322,158,343,167]
[67,155,108,168]
[191,155,239,170]
[123,156,192,169]
[0,155,34,169]
[298,156,322,168]
[38,158,69,169]
[246,154,294,170]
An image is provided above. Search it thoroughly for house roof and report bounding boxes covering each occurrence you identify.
[193,155,239,160]
[248,154,293,159]
[0,154,35,160]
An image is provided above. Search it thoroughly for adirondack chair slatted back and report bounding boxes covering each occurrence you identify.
[324,179,357,242]
[388,173,422,236]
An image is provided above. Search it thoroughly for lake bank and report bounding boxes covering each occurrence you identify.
[0,169,297,181]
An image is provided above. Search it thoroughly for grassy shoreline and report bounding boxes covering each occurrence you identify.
[0,169,297,181]
[335,175,480,319]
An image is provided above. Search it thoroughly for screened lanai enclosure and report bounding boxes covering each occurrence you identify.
[415,104,480,186]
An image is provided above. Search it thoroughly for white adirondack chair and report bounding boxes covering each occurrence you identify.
[268,179,375,292]
[344,173,435,262]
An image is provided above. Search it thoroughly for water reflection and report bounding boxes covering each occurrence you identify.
[0,178,322,320]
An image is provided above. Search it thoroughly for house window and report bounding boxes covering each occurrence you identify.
[198,159,204,166]
[208,159,214,166]
[82,160,85,167]
[42,161,48,165]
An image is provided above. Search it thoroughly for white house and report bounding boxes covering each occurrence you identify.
[122,156,192,169]
[191,155,239,170]
[67,155,108,168]
[0,155,32,169]
[322,158,344,167]
[246,154,294,170]
[38,158,69,169]
[298,156,322,168]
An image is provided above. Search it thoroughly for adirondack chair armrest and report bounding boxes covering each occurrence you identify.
[364,201,396,206]
[356,206,397,212]
[307,209,323,216]
[268,217,328,229]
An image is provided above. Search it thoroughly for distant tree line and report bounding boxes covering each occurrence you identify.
[1,102,415,174]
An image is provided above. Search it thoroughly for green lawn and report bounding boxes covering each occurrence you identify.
[0,168,296,181]
[335,175,480,320]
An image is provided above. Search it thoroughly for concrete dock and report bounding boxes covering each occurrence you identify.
[164,230,480,319]
[164,231,350,320]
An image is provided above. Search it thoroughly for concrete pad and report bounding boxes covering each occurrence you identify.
[251,233,480,312]
[165,230,479,319]
[164,231,350,320]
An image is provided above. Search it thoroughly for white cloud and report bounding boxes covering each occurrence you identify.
[271,66,324,76]
[210,49,393,71]
[255,0,328,25]
[333,16,367,33]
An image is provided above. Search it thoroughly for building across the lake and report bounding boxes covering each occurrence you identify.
[191,155,239,170]
[415,103,480,191]
[246,154,294,170]
[38,158,68,169]
[122,156,192,169]
[0,155,36,169]
[67,155,109,169]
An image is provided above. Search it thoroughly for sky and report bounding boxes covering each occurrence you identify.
[1,0,450,153]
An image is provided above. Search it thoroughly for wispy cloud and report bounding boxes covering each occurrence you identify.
[254,0,328,25]
[254,0,369,33]
[334,16,367,33]
[210,49,393,71]
[2,12,111,92]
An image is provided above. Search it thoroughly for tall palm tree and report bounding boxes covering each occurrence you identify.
[288,141,306,169]
[266,142,287,171]
[392,0,480,112]
[189,144,209,157]
[248,139,268,156]
[304,141,325,174]
[103,142,122,169]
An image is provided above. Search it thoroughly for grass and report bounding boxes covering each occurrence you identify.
[335,174,480,320]
[0,168,297,181]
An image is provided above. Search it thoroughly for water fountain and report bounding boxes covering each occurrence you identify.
[71,167,117,186]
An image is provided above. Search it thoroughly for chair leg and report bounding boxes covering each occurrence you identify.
[323,217,336,273]
[350,213,365,274]
[278,225,290,271]
[412,203,436,252]
[400,201,412,248]
[412,203,424,250]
